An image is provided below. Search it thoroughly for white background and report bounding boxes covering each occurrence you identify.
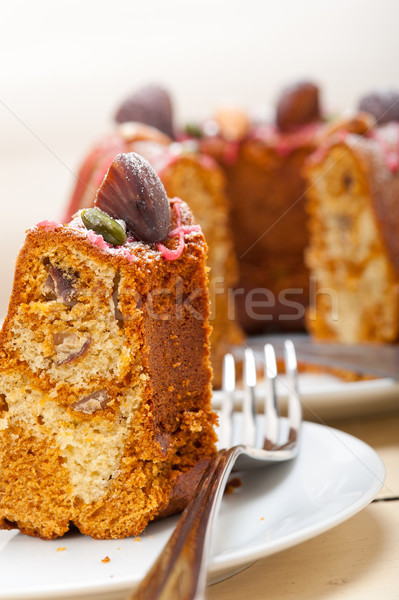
[0,0,398,315]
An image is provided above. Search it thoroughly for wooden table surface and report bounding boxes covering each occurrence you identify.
[208,409,399,600]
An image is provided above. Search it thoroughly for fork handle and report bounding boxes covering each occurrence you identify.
[127,446,244,600]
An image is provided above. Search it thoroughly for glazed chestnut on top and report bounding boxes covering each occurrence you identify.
[114,84,175,140]
[276,81,321,132]
[95,152,171,244]
[358,89,399,125]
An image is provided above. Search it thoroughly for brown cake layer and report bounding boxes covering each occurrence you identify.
[200,126,319,333]
[0,198,217,539]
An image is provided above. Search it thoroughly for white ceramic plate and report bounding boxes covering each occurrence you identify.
[213,374,399,421]
[0,421,385,600]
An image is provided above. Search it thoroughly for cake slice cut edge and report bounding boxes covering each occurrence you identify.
[0,198,217,540]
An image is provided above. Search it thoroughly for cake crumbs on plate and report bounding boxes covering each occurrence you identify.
[225,476,242,495]
[56,547,66,552]
[102,556,111,563]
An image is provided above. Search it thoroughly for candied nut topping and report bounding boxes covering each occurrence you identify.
[114,84,175,139]
[276,80,321,132]
[81,208,127,246]
[358,89,399,125]
[95,152,170,243]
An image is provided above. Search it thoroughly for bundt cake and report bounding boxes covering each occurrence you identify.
[65,119,243,388]
[0,152,217,540]
[304,97,399,344]
[66,82,399,353]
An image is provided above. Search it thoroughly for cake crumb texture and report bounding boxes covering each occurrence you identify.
[305,138,399,342]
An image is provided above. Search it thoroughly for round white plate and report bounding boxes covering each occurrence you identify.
[214,374,399,421]
[0,421,385,600]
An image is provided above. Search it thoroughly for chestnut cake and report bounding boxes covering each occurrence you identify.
[304,116,399,343]
[65,119,243,388]
[0,153,217,540]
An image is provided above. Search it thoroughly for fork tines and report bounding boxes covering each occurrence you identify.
[221,341,301,451]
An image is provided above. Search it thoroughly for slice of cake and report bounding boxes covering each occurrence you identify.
[304,99,399,343]
[0,153,217,540]
[65,120,243,388]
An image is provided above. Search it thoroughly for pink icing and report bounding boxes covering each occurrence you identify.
[152,153,180,179]
[154,143,218,174]
[86,228,136,260]
[158,230,186,260]
[252,122,320,157]
[36,220,61,231]
[307,129,349,166]
[63,134,126,223]
[336,130,349,143]
[198,154,217,170]
[197,122,321,166]
[369,124,399,172]
[86,230,112,250]
[157,200,201,260]
[121,248,136,262]
[222,141,240,165]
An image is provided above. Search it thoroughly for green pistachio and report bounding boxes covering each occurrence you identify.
[185,123,204,139]
[81,208,127,246]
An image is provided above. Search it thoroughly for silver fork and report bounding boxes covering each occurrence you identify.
[128,340,302,600]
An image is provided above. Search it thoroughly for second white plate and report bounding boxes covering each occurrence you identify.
[213,373,399,421]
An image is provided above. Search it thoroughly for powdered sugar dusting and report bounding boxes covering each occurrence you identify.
[120,248,137,262]
[120,152,164,193]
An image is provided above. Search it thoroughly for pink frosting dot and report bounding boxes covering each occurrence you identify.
[36,220,61,231]
[121,248,136,262]
[158,231,185,260]
[86,230,112,250]
[157,200,202,261]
